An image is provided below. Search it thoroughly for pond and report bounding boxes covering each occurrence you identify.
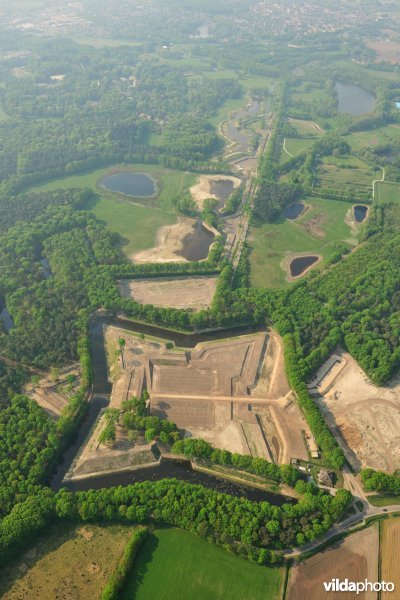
[289,255,319,278]
[99,172,157,198]
[58,458,296,506]
[210,179,235,209]
[282,202,304,220]
[177,221,214,261]
[335,81,375,116]
[225,122,250,154]
[353,204,368,223]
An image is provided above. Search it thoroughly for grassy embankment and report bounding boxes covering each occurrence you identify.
[120,528,285,600]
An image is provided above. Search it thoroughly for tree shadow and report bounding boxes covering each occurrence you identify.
[121,532,159,597]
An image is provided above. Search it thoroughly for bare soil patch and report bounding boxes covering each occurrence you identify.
[367,39,400,64]
[119,275,218,309]
[287,526,379,600]
[310,351,400,472]
[132,217,193,263]
[190,175,241,210]
[301,213,326,238]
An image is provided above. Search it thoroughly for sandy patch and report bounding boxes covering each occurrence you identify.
[119,275,218,309]
[132,217,194,263]
[300,212,326,238]
[190,175,241,210]
[310,351,400,472]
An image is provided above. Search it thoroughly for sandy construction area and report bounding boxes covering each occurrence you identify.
[310,351,400,472]
[287,526,379,600]
[190,174,241,209]
[119,275,218,309]
[132,217,194,263]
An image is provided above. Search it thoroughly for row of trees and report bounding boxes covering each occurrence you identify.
[0,481,352,567]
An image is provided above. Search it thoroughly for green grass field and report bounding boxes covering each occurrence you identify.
[28,163,195,212]
[121,529,284,600]
[27,165,191,257]
[249,196,358,288]
[281,137,315,163]
[375,180,400,204]
[368,495,400,507]
[288,118,324,137]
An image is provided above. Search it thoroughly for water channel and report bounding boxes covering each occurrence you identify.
[99,172,157,198]
[210,179,235,210]
[335,81,375,116]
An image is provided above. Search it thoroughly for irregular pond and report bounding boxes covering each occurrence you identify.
[58,457,296,506]
[99,172,156,197]
[283,202,304,220]
[353,204,368,223]
[210,179,235,209]
[177,221,214,261]
[335,81,375,116]
[290,255,319,277]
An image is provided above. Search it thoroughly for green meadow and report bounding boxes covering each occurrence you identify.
[121,529,285,600]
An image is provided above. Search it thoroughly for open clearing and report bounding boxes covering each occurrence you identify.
[249,196,357,288]
[381,518,400,599]
[367,39,400,64]
[132,217,211,263]
[287,525,379,600]
[0,522,136,600]
[119,275,218,309]
[190,174,241,209]
[287,118,325,137]
[121,528,284,600]
[310,351,400,472]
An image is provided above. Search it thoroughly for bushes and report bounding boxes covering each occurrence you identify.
[361,468,400,495]
[100,527,149,600]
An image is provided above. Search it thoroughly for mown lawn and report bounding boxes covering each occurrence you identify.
[249,196,358,288]
[121,528,284,600]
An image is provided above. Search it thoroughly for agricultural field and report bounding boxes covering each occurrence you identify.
[0,523,137,599]
[287,525,379,600]
[375,180,400,205]
[367,39,400,64]
[119,275,218,309]
[249,196,358,288]
[316,156,375,198]
[381,518,400,599]
[121,528,285,600]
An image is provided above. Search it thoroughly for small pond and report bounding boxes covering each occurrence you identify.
[99,172,156,197]
[335,81,375,116]
[353,204,368,223]
[210,179,235,209]
[283,202,304,220]
[290,255,319,278]
[177,221,214,261]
